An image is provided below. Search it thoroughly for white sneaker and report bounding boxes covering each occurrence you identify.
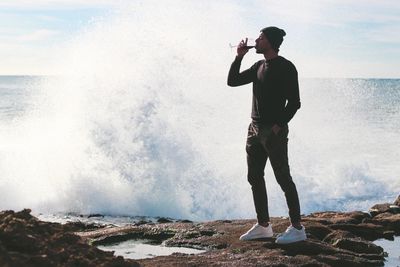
[275,225,307,244]
[239,223,273,240]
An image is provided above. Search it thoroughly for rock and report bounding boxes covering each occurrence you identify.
[369,203,392,217]
[314,253,384,267]
[77,212,391,266]
[369,213,400,234]
[323,230,358,243]
[330,223,385,240]
[14,209,34,221]
[216,220,232,223]
[394,195,400,206]
[177,219,193,223]
[369,202,400,216]
[374,212,394,220]
[267,239,384,266]
[89,226,177,246]
[382,231,395,240]
[299,221,332,240]
[0,209,140,266]
[331,238,384,255]
[307,211,370,224]
[134,219,150,226]
[64,221,103,231]
[87,214,104,218]
[389,205,400,213]
[2,205,400,266]
[157,217,173,223]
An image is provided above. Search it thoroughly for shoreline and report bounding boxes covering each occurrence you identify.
[1,196,399,266]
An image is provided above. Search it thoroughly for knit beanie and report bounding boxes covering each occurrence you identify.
[261,26,286,52]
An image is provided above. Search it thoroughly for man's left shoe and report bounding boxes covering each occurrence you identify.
[275,225,307,244]
[239,223,273,240]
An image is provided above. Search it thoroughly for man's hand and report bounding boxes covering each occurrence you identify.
[272,124,281,135]
[237,38,250,57]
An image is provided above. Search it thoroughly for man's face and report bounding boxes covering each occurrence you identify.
[255,32,271,54]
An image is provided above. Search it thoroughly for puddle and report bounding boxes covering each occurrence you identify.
[374,236,400,267]
[97,239,205,259]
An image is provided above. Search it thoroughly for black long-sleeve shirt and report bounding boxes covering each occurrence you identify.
[227,55,301,127]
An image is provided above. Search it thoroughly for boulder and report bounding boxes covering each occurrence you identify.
[389,205,400,214]
[0,209,140,267]
[370,213,400,234]
[323,230,358,243]
[394,195,400,206]
[330,223,385,240]
[2,206,399,267]
[157,217,173,223]
[369,203,392,217]
[331,238,384,255]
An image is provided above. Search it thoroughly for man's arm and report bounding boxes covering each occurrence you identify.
[227,55,254,86]
[227,38,254,87]
[276,63,301,127]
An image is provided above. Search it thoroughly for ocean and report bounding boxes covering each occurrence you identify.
[1,75,399,222]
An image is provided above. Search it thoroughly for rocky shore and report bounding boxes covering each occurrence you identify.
[1,196,399,267]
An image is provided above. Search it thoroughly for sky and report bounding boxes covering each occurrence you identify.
[0,0,399,78]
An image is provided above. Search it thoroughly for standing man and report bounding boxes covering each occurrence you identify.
[227,26,306,244]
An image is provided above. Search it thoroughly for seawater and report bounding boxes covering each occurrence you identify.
[374,237,400,267]
[0,2,399,222]
[1,76,399,222]
[97,240,204,260]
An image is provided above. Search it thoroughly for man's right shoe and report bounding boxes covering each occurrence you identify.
[239,223,273,240]
[275,225,307,244]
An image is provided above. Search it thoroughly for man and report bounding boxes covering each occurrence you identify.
[227,26,306,244]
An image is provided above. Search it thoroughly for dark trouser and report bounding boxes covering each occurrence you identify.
[246,122,301,224]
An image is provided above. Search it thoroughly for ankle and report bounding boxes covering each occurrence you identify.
[258,221,269,227]
[291,223,302,230]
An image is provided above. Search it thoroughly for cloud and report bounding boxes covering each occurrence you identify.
[0,0,399,77]
[35,15,63,22]
[362,24,400,45]
[0,0,119,9]
[16,29,59,41]
[253,0,400,27]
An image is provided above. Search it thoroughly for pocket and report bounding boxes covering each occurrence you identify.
[271,127,281,137]
[274,125,288,137]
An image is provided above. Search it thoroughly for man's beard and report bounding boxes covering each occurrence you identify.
[255,48,263,54]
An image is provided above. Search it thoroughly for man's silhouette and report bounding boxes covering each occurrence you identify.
[227,26,306,244]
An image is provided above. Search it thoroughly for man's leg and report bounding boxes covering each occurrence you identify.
[265,125,301,225]
[246,123,270,224]
[267,125,306,244]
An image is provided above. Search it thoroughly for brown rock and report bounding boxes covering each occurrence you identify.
[330,223,385,240]
[2,205,398,267]
[268,239,384,267]
[389,205,400,214]
[369,203,392,217]
[157,217,173,223]
[0,209,140,267]
[369,213,400,234]
[306,211,370,224]
[323,230,358,243]
[382,231,395,240]
[314,253,384,267]
[371,212,394,219]
[78,213,388,266]
[394,195,400,206]
[299,221,332,240]
[331,238,384,255]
